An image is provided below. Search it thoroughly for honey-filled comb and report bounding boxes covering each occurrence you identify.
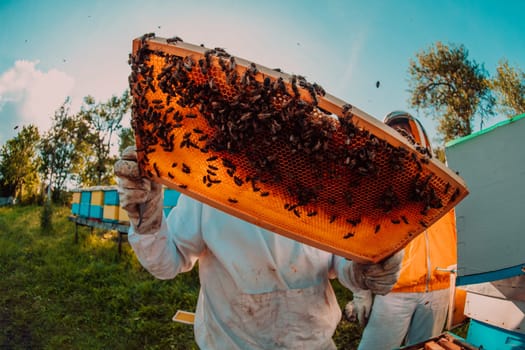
[129,34,468,263]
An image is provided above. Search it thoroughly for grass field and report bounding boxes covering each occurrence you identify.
[0,205,362,349]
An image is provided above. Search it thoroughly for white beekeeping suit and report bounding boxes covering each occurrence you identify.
[115,146,403,350]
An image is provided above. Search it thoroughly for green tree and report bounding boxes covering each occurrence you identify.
[491,59,525,118]
[408,42,495,142]
[0,125,41,203]
[39,98,86,201]
[77,90,131,186]
[118,127,135,155]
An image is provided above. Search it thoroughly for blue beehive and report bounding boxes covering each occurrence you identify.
[79,191,91,218]
[164,188,181,207]
[467,319,525,349]
[163,188,180,219]
[104,189,120,206]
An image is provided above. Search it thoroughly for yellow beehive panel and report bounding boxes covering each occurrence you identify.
[72,192,81,204]
[91,191,104,206]
[103,205,120,222]
[129,35,468,263]
[118,206,130,223]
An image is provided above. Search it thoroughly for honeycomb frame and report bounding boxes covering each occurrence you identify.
[129,35,468,263]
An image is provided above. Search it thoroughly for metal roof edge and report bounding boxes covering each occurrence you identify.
[446,113,525,148]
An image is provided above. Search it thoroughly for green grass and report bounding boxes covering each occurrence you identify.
[2,205,467,349]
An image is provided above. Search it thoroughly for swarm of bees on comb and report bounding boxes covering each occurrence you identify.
[128,33,468,263]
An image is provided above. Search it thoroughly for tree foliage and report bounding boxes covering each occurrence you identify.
[408,42,495,142]
[491,59,525,118]
[0,125,41,203]
[118,127,135,155]
[39,98,91,201]
[76,90,131,186]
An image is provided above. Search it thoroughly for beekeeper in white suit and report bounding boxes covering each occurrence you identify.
[115,146,403,350]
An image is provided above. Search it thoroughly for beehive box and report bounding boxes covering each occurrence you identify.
[79,191,91,218]
[164,188,181,207]
[103,205,120,223]
[118,206,130,224]
[103,188,120,206]
[71,191,81,215]
[89,189,104,220]
[445,114,525,284]
[129,35,468,263]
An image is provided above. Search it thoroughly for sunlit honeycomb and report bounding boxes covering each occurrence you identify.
[128,35,468,263]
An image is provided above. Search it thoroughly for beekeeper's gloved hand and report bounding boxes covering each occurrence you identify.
[114,146,163,235]
[343,289,373,327]
[349,250,404,295]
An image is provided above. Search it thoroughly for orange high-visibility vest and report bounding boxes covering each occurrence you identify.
[391,210,457,293]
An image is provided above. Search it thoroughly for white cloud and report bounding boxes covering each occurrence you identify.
[0,60,75,136]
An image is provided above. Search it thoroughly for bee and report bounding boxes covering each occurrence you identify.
[248,62,258,75]
[153,163,161,177]
[342,103,353,115]
[346,218,361,227]
[260,191,270,197]
[343,232,354,239]
[234,176,243,186]
[307,211,318,217]
[171,162,178,168]
[166,36,183,43]
[401,215,409,224]
[313,83,326,96]
[229,56,236,71]
[168,172,175,179]
[391,218,401,224]
[293,209,301,218]
[183,56,194,71]
[375,224,381,233]
[207,176,222,184]
[450,188,460,202]
[182,163,191,174]
[198,60,209,75]
[419,220,428,228]
[218,57,228,72]
[329,215,337,224]
[206,156,218,162]
[228,198,238,203]
[179,184,188,189]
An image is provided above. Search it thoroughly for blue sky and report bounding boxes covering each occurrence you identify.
[1,0,524,148]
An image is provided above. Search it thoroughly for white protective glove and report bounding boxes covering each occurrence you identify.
[348,250,404,295]
[343,289,373,327]
[114,146,163,235]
